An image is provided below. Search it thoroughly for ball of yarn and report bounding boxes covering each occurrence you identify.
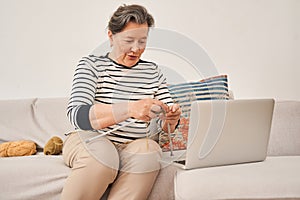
[0,140,37,157]
[43,136,63,155]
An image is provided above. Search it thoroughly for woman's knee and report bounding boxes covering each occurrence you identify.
[62,133,119,200]
[120,139,162,173]
[76,131,120,170]
[126,138,162,154]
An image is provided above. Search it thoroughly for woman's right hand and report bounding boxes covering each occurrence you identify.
[128,99,169,122]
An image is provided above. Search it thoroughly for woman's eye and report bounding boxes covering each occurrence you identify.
[125,40,133,43]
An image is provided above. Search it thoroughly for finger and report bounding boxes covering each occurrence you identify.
[165,112,181,121]
[150,104,162,114]
[171,103,180,112]
[142,115,152,122]
[167,113,181,120]
[152,99,169,112]
[166,109,181,117]
[148,111,157,119]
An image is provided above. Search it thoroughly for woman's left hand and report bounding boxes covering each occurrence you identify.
[162,104,181,133]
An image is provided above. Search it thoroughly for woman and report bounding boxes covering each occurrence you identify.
[61,4,181,200]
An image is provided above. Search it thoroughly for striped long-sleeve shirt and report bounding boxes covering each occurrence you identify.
[67,53,174,144]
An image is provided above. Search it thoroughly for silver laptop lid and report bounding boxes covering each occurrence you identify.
[185,99,274,169]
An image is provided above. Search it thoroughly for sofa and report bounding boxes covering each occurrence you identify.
[0,97,300,200]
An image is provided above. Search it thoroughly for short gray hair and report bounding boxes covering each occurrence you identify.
[108,4,155,34]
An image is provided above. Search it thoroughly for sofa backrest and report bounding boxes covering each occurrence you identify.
[267,100,300,156]
[0,98,74,148]
[1,97,299,155]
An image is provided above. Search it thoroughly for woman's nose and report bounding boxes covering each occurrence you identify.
[131,41,141,52]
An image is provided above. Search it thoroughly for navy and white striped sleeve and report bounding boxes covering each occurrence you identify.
[155,66,173,106]
[67,57,98,130]
[154,66,175,129]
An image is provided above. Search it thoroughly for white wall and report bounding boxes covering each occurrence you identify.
[0,0,299,100]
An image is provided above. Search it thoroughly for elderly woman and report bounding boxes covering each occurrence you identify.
[61,4,181,200]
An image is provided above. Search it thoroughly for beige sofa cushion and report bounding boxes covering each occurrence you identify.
[174,156,300,200]
[0,98,74,148]
[0,154,70,200]
[268,100,300,156]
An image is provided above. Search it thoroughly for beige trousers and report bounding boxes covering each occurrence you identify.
[60,131,162,200]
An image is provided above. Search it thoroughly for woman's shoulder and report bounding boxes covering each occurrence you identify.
[80,54,111,64]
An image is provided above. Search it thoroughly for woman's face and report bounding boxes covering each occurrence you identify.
[109,22,149,67]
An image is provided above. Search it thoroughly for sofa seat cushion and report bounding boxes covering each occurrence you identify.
[149,165,178,200]
[0,154,70,200]
[174,156,300,200]
[0,153,177,200]
[268,100,300,156]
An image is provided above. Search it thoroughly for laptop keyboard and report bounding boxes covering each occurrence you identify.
[174,160,186,165]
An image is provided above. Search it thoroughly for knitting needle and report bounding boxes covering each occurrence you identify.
[85,119,138,143]
[85,106,166,144]
[167,122,174,156]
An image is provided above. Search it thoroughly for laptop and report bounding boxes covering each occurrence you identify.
[161,99,274,170]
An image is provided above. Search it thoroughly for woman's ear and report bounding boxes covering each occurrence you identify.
[108,30,113,47]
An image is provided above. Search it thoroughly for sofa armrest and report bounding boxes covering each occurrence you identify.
[267,100,300,156]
